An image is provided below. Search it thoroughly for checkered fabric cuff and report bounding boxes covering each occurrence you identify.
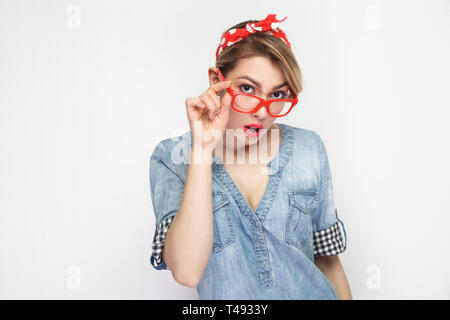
[313,221,346,256]
[150,215,174,270]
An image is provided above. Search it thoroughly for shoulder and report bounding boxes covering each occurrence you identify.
[151,131,191,159]
[282,123,323,151]
[149,131,191,175]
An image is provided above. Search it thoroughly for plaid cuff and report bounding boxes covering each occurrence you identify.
[150,215,174,270]
[313,221,346,256]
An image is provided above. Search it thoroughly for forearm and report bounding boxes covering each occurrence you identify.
[163,148,214,286]
[315,255,352,300]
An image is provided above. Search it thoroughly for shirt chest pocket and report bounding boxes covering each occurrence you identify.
[285,189,318,247]
[212,191,235,254]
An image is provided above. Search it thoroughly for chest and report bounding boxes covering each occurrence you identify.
[223,163,270,212]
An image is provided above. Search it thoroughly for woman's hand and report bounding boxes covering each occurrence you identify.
[185,80,232,154]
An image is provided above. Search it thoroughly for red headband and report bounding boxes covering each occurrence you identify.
[215,13,291,60]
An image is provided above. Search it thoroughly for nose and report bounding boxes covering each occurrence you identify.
[253,102,270,120]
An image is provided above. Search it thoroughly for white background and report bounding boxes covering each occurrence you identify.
[1,0,449,299]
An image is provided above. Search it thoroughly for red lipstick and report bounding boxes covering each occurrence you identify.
[243,123,263,137]
[245,123,263,129]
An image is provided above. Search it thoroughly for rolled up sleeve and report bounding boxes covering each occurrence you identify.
[149,142,185,270]
[312,134,347,256]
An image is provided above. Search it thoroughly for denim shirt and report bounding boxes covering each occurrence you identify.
[149,123,347,299]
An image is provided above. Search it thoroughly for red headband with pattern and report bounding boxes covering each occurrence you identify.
[215,13,291,60]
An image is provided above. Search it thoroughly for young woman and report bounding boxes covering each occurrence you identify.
[149,14,352,300]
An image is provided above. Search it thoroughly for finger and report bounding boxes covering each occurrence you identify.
[206,90,221,112]
[200,94,217,119]
[186,97,206,111]
[220,93,232,113]
[210,80,232,94]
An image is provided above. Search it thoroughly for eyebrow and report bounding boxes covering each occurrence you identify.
[237,76,289,91]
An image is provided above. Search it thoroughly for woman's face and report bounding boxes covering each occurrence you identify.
[210,55,290,150]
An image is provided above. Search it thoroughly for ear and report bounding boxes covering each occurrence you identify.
[208,67,220,86]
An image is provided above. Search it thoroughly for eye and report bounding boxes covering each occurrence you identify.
[271,91,287,99]
[239,84,254,94]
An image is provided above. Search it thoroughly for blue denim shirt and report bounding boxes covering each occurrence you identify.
[149,123,347,299]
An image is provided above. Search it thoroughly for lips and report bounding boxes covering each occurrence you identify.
[243,123,263,137]
[245,123,263,129]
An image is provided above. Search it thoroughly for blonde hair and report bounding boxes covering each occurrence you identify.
[215,19,303,95]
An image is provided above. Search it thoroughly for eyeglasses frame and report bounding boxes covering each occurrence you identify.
[217,68,298,117]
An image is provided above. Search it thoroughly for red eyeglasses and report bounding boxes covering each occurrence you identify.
[217,68,298,117]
